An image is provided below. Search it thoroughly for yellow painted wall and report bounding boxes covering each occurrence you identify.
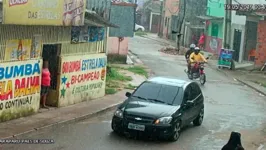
[0,24,108,111]
[0,25,106,61]
[58,53,107,107]
[0,59,42,122]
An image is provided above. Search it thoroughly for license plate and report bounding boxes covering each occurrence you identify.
[128,123,145,131]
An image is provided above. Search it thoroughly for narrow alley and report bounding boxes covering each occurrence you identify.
[2,36,266,150]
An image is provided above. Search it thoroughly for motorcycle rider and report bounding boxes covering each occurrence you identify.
[185,44,196,73]
[189,47,207,74]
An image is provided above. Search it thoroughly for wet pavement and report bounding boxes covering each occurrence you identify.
[2,36,266,150]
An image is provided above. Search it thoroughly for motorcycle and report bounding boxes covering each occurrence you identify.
[184,57,209,85]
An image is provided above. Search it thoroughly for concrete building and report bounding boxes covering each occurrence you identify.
[160,0,179,40]
[235,1,266,67]
[0,0,117,122]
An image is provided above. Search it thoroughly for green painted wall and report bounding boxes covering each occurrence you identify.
[207,0,225,17]
[206,0,225,39]
[207,22,224,39]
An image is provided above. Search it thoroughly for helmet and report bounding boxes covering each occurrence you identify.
[190,44,196,48]
[194,47,200,54]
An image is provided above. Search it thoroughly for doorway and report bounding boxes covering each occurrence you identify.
[42,44,61,107]
[244,21,258,61]
[233,29,242,62]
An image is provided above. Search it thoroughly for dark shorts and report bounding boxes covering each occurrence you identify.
[41,86,49,96]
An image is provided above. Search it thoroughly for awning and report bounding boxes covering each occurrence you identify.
[85,10,119,28]
[186,24,205,29]
[196,15,223,21]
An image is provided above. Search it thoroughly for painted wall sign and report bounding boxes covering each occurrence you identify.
[71,26,105,44]
[205,36,223,54]
[3,0,86,26]
[59,53,107,107]
[31,35,42,59]
[5,39,32,61]
[0,59,42,121]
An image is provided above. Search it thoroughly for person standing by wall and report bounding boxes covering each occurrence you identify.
[41,60,51,109]
[198,32,206,49]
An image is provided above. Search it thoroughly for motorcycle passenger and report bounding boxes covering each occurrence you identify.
[185,44,196,73]
[189,47,207,74]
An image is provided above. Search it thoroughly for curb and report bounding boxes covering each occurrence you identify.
[234,78,266,96]
[128,51,144,65]
[207,64,266,96]
[3,103,121,139]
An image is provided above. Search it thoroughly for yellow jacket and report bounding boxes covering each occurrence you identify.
[189,52,207,63]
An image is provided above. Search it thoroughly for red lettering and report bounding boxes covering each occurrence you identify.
[26,76,31,88]
[35,76,40,86]
[71,75,76,84]
[30,76,40,86]
[0,80,12,100]
[5,90,12,100]
[15,79,21,90]
[91,72,94,80]
[0,93,8,101]
[69,71,101,85]
[95,71,99,80]
[78,74,84,83]
[9,0,28,7]
[62,61,81,74]
[62,62,69,74]
[84,73,90,81]
[20,78,26,89]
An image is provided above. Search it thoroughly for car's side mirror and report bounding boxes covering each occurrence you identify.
[125,92,132,97]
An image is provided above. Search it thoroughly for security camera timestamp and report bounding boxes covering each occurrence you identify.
[225,4,266,12]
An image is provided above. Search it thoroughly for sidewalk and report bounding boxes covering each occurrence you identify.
[0,90,130,139]
[142,33,177,47]
[208,60,266,96]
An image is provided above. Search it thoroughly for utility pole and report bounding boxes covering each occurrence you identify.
[223,0,232,48]
[158,0,164,37]
[176,0,186,51]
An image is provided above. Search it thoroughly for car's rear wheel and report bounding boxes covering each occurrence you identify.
[169,122,181,142]
[193,108,204,126]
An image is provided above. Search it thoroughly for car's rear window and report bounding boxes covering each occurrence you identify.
[132,82,182,105]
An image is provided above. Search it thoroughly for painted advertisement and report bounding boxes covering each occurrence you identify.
[71,26,105,44]
[31,35,42,59]
[3,0,86,26]
[59,54,107,107]
[5,39,32,61]
[205,36,223,55]
[0,59,42,122]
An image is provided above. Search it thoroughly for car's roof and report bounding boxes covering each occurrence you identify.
[147,76,191,87]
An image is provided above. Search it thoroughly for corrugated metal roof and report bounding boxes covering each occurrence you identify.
[85,10,120,28]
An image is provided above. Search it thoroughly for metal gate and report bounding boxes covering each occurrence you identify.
[233,29,242,62]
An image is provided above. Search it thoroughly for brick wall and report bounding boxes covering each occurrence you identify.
[255,20,266,66]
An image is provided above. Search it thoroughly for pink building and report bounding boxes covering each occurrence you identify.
[107,37,129,55]
[161,0,179,40]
